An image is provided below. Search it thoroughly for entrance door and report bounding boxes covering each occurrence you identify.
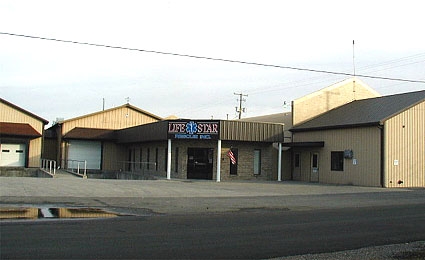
[0,143,26,167]
[310,153,319,182]
[187,148,213,180]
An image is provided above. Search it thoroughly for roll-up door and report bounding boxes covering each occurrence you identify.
[68,140,101,170]
[0,143,26,167]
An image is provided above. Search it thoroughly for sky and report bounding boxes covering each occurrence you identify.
[1,0,424,126]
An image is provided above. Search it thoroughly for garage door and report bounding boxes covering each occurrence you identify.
[0,143,26,167]
[68,140,101,170]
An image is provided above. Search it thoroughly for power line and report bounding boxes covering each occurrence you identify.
[1,32,424,84]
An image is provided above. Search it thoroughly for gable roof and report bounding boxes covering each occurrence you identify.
[291,90,425,132]
[0,98,49,124]
[60,103,162,123]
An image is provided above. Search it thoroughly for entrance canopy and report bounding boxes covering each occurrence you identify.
[116,120,285,143]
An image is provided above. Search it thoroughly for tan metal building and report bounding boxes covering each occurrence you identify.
[0,98,49,168]
[115,119,285,181]
[290,90,425,187]
[45,103,162,171]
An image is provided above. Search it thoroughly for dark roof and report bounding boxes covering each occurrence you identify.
[0,122,41,137]
[63,127,116,140]
[0,98,49,124]
[241,112,292,128]
[291,90,425,132]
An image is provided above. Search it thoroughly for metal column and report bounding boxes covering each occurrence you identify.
[216,139,221,182]
[167,139,171,180]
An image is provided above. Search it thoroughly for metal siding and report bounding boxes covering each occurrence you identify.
[0,102,44,134]
[1,102,45,167]
[293,127,381,186]
[385,101,425,187]
[293,79,380,125]
[62,107,159,135]
[220,121,284,142]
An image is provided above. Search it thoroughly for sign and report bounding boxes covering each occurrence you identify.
[168,121,220,140]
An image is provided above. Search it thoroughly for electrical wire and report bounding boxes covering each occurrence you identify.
[1,32,424,84]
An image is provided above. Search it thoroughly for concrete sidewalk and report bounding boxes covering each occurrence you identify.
[1,177,424,215]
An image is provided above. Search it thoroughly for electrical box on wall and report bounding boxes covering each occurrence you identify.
[344,149,353,159]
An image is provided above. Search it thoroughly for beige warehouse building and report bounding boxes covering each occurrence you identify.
[0,98,48,168]
[288,80,424,187]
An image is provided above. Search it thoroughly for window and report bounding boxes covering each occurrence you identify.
[294,153,300,168]
[147,148,150,169]
[175,147,179,173]
[229,148,238,175]
[331,151,344,171]
[254,149,261,175]
[164,148,168,172]
[155,148,159,171]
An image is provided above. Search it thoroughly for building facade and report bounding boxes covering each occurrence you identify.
[0,98,49,168]
[289,88,425,188]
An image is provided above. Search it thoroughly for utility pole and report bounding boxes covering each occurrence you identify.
[234,92,248,119]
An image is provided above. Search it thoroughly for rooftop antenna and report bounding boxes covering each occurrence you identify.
[352,40,356,100]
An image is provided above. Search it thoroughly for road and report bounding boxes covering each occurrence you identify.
[2,203,425,259]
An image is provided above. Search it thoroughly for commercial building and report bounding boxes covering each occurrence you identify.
[290,87,425,187]
[2,77,423,187]
[0,98,49,168]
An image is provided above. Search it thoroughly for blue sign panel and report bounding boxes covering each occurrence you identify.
[168,121,220,140]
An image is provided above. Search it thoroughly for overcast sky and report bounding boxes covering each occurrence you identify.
[1,0,424,125]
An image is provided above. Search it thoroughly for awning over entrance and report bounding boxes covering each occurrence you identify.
[0,122,41,138]
[282,141,325,147]
[63,127,116,140]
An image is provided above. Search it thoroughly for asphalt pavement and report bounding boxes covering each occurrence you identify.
[1,175,424,215]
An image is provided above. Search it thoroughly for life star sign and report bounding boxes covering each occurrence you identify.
[186,121,198,135]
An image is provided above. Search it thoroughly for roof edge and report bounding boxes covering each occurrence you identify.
[0,98,49,124]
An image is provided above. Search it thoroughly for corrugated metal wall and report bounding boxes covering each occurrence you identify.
[384,101,425,187]
[62,106,159,135]
[220,121,284,142]
[292,79,380,126]
[1,101,45,167]
[293,126,382,186]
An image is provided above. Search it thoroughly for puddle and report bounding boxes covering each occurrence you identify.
[0,207,118,220]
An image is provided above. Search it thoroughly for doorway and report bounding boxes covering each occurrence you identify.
[187,148,214,180]
[310,152,319,182]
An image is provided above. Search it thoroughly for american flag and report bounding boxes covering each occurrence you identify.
[227,149,237,165]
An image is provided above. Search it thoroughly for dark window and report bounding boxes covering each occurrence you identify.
[155,148,159,171]
[164,148,168,172]
[312,153,318,168]
[331,151,344,171]
[294,153,300,168]
[229,148,238,175]
[175,147,179,173]
[147,148,150,169]
[254,149,261,175]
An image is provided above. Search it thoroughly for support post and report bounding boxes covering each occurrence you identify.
[167,139,172,180]
[278,143,282,181]
[216,139,221,182]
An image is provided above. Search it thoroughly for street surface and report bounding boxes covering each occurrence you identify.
[1,177,424,259]
[2,204,425,259]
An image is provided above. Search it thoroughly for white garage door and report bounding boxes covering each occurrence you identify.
[68,140,101,170]
[0,143,26,167]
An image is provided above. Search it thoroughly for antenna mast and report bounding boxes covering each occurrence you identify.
[352,40,356,100]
